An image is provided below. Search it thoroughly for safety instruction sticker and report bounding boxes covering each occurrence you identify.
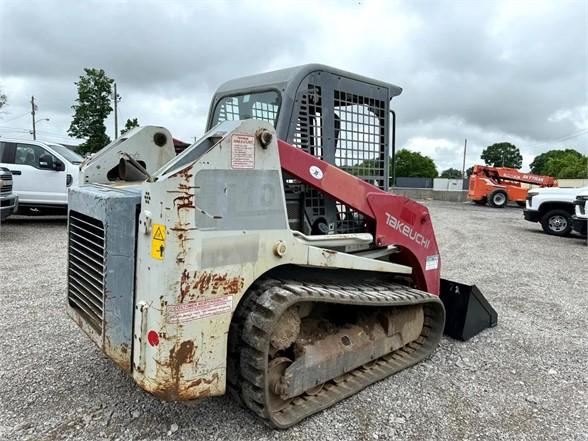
[167,296,233,324]
[151,224,166,260]
[231,134,255,169]
[425,255,439,271]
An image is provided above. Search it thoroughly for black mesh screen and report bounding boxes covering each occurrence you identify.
[288,81,387,235]
[289,85,328,230]
[334,91,386,233]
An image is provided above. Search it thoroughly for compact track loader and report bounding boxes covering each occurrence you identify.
[67,64,496,428]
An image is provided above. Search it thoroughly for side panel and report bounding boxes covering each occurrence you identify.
[129,121,415,401]
[506,186,528,202]
[67,185,141,371]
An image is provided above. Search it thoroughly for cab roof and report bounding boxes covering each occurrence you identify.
[213,63,402,98]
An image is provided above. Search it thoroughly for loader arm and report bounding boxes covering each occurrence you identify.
[278,139,441,295]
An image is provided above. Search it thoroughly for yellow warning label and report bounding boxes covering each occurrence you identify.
[151,224,166,260]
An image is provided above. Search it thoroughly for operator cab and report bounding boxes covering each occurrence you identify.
[206,64,402,236]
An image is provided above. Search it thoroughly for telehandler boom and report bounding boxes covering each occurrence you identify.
[67,65,496,427]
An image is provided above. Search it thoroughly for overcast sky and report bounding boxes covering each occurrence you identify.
[0,0,586,172]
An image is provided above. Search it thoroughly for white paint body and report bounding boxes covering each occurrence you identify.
[104,121,413,400]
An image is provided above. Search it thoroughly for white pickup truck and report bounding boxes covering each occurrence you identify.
[571,190,588,236]
[0,138,82,215]
[524,186,588,236]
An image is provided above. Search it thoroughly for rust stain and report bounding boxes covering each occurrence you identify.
[172,222,194,265]
[174,193,195,211]
[186,372,219,389]
[135,369,221,401]
[171,163,196,212]
[222,275,245,295]
[176,271,245,303]
[193,272,244,296]
[103,335,131,372]
[193,272,214,294]
[167,340,197,397]
[179,269,191,303]
[170,166,194,180]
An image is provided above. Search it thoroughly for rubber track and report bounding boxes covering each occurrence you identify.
[228,278,446,428]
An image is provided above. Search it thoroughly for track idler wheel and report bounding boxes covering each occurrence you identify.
[267,357,293,412]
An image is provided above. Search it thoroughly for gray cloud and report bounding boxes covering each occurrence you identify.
[0,0,586,171]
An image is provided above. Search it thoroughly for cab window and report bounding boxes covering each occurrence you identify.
[212,91,281,127]
[15,144,57,169]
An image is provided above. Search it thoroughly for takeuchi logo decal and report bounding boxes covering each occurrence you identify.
[385,212,430,249]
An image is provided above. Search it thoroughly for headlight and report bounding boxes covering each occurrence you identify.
[527,191,539,197]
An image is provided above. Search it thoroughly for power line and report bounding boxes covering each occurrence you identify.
[0,126,77,142]
[524,128,588,149]
[1,112,30,122]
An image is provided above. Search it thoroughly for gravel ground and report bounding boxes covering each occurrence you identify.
[0,202,586,441]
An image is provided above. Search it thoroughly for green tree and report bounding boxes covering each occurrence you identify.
[530,149,587,178]
[68,68,114,154]
[350,150,438,182]
[350,159,378,177]
[481,142,522,169]
[120,117,139,135]
[394,149,438,179]
[555,154,588,178]
[440,167,463,178]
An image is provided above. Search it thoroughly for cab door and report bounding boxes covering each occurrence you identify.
[0,142,67,205]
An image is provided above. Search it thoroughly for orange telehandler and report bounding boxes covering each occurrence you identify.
[468,165,557,208]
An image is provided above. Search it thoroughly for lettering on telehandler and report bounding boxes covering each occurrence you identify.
[385,212,430,249]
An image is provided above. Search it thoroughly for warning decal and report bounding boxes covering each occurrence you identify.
[167,296,233,324]
[231,134,255,169]
[425,255,439,271]
[151,224,166,260]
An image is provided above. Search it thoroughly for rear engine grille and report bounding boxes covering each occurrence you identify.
[67,211,105,334]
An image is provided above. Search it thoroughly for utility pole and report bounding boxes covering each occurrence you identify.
[462,138,467,178]
[31,96,37,140]
[113,83,119,139]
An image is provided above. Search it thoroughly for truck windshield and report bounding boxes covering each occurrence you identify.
[211,91,281,127]
[48,143,84,164]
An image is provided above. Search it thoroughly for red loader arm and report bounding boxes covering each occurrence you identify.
[277,140,441,295]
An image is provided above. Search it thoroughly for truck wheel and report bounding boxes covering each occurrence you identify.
[473,198,487,206]
[488,190,507,208]
[541,210,572,236]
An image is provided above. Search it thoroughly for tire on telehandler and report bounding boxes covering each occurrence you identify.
[488,189,508,208]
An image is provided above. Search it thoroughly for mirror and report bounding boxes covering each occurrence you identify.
[54,160,65,171]
[39,154,54,170]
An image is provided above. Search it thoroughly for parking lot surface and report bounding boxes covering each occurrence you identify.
[0,201,586,441]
